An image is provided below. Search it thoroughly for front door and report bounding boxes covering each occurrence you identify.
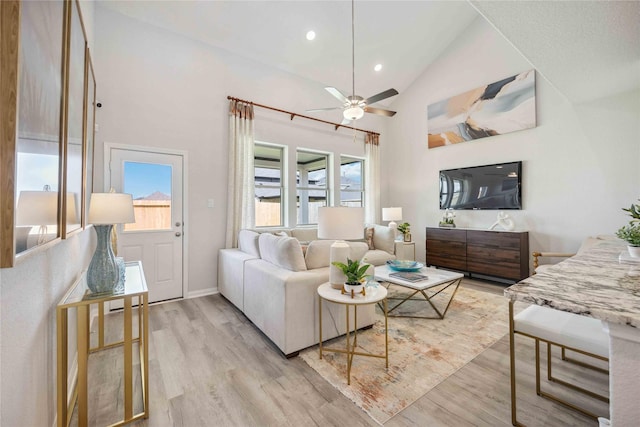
[108,147,184,303]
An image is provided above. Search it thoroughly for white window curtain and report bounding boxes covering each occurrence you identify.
[225,100,255,248]
[364,133,380,225]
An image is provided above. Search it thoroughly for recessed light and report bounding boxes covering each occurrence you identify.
[306,30,316,41]
[374,64,382,72]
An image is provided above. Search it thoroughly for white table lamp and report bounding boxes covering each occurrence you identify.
[87,193,135,294]
[382,207,402,239]
[318,207,364,288]
[16,189,59,245]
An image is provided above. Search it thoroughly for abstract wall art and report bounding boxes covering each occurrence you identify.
[427,70,536,149]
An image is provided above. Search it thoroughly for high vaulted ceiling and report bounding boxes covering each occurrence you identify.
[99,0,640,107]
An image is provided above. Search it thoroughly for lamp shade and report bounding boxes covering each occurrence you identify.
[16,191,58,226]
[382,207,402,221]
[88,193,135,225]
[318,207,364,240]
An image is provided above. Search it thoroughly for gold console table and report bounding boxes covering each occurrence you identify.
[56,261,149,427]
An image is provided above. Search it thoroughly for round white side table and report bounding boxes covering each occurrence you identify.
[317,282,388,384]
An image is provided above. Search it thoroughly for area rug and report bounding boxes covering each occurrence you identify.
[300,284,509,424]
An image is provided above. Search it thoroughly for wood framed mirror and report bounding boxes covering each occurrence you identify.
[63,0,86,236]
[0,0,93,267]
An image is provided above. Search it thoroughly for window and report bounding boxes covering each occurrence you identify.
[252,142,366,228]
[340,156,364,207]
[123,162,172,231]
[254,144,284,227]
[297,150,328,225]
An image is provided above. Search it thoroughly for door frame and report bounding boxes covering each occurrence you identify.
[104,142,190,300]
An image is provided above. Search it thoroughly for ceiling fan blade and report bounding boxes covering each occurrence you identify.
[325,87,349,104]
[364,88,399,105]
[306,107,341,113]
[364,106,397,117]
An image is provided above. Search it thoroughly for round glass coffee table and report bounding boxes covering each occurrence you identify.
[317,282,388,384]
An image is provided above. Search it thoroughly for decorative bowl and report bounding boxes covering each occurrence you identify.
[386,260,424,272]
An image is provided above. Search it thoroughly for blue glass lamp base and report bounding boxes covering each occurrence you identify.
[87,225,119,294]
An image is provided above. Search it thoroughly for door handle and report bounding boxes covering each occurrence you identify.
[175,232,182,237]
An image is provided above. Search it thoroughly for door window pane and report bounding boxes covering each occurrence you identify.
[340,156,364,207]
[123,162,172,231]
[255,144,284,227]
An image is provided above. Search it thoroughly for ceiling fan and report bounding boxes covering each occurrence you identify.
[307,0,398,123]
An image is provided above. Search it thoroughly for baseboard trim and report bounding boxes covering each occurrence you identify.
[186,288,219,299]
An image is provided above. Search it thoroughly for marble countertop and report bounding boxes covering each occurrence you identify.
[504,239,640,328]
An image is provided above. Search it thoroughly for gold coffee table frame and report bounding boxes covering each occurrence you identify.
[56,261,149,427]
[317,283,388,385]
[374,265,464,319]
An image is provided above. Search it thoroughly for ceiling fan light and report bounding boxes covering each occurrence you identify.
[343,106,364,121]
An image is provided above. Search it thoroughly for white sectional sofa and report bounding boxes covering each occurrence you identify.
[217,225,397,357]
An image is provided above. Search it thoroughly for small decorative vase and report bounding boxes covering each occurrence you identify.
[403,233,411,242]
[628,245,640,258]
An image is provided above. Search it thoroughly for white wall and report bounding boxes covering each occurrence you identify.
[381,16,640,265]
[0,2,96,425]
[93,5,382,297]
[0,231,93,426]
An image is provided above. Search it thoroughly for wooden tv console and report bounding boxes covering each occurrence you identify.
[425,227,529,282]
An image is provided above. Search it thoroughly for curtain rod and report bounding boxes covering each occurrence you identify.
[227,96,380,136]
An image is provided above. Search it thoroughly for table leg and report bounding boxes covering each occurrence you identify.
[142,294,149,418]
[98,301,105,349]
[318,296,323,359]
[124,296,133,420]
[56,307,68,427]
[384,298,389,368]
[77,304,89,427]
[346,304,351,385]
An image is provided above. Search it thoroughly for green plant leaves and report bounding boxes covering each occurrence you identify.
[331,258,369,283]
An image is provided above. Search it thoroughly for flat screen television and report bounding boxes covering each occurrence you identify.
[439,161,522,210]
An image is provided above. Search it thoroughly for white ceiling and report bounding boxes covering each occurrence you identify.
[471,0,640,104]
[99,0,640,107]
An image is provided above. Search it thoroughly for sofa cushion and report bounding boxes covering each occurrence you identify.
[258,233,307,272]
[348,241,369,262]
[373,224,395,255]
[304,240,334,269]
[290,228,318,243]
[238,229,261,257]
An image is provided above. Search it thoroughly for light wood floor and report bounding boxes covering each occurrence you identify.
[73,280,608,426]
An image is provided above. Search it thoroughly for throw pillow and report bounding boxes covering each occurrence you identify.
[304,240,334,269]
[373,224,395,255]
[238,229,260,257]
[258,233,307,272]
[348,241,369,262]
[365,227,375,250]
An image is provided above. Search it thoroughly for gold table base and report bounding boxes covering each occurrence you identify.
[56,262,149,427]
[380,277,462,319]
[318,295,388,385]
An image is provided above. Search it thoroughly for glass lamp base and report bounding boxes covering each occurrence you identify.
[87,225,119,294]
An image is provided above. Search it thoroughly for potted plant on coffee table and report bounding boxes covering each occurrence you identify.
[617,199,640,258]
[331,258,370,298]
